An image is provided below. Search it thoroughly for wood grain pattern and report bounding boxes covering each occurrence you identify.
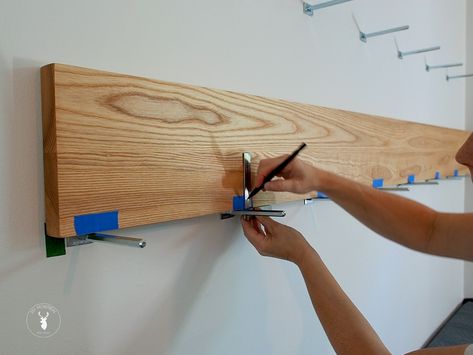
[41,63,470,237]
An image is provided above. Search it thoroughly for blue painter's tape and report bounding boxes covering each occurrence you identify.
[317,191,329,199]
[74,210,119,235]
[435,171,441,180]
[454,169,459,177]
[233,195,246,211]
[372,179,384,188]
[407,175,416,184]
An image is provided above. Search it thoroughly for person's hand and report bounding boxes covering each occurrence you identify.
[255,156,322,194]
[241,216,313,265]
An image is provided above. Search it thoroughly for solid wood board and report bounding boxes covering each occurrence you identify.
[41,63,470,237]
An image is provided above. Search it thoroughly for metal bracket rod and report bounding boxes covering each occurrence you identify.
[426,62,463,72]
[447,73,473,81]
[377,187,410,191]
[372,178,410,191]
[359,25,409,43]
[65,233,146,248]
[45,224,146,257]
[395,39,440,59]
[397,181,439,187]
[88,233,147,248]
[226,210,286,217]
[398,46,441,59]
[65,235,93,247]
[303,0,353,16]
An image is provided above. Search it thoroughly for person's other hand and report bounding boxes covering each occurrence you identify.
[241,216,313,265]
[255,156,322,194]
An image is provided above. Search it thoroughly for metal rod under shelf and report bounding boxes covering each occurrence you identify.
[88,233,147,248]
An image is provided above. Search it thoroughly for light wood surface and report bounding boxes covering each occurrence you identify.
[41,63,470,237]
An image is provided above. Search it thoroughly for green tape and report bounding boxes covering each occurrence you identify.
[44,225,66,258]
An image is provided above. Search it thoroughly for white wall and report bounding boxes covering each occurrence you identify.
[0,1,467,354]
[464,0,473,298]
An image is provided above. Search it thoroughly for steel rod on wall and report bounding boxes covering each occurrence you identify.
[398,45,440,59]
[446,73,473,81]
[360,25,409,43]
[426,62,463,72]
[395,39,440,59]
[303,0,353,16]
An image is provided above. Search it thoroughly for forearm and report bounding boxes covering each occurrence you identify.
[298,247,390,355]
[314,169,437,253]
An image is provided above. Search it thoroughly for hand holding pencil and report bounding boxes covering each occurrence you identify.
[250,143,324,196]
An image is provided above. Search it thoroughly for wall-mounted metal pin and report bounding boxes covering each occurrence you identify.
[446,73,473,81]
[395,39,440,59]
[426,62,463,72]
[358,25,409,43]
[303,0,353,16]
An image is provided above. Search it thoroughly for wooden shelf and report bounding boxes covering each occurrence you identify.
[41,63,470,237]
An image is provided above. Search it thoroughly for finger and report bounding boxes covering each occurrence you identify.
[251,217,265,235]
[264,178,295,192]
[255,215,280,233]
[241,217,264,248]
[254,160,272,187]
[255,156,289,187]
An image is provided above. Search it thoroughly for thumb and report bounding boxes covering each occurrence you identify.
[255,215,277,232]
[264,179,294,192]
